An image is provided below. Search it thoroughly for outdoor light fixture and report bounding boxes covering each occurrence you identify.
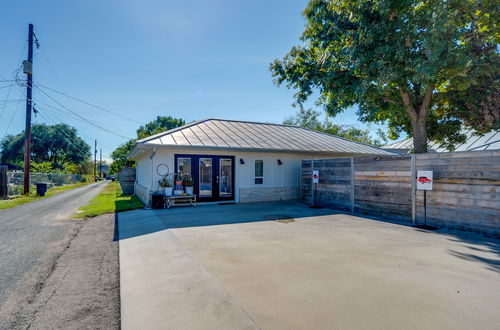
[277,159,283,165]
[240,158,245,165]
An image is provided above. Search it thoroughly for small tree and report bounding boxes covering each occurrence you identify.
[271,0,499,153]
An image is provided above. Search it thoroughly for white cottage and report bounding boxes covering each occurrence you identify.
[128,118,393,205]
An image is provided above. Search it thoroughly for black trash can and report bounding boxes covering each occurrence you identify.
[35,183,48,196]
[151,192,164,209]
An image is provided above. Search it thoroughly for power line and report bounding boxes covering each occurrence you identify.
[34,94,131,135]
[35,86,134,140]
[38,45,67,93]
[0,83,19,90]
[36,109,92,155]
[36,103,115,150]
[37,83,143,124]
[1,98,23,138]
[33,91,133,138]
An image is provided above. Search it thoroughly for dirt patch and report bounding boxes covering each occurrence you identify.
[2,214,120,330]
[263,214,295,223]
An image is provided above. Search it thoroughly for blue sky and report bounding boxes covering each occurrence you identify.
[0,0,387,159]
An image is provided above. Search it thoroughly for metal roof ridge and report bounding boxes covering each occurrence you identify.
[136,118,210,143]
[136,118,305,143]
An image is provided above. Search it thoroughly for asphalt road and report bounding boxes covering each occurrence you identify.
[0,181,107,325]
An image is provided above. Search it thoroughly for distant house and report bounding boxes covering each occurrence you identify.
[98,164,109,177]
[383,129,500,154]
[128,118,394,205]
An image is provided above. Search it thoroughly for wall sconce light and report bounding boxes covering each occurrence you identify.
[277,159,283,165]
[240,158,245,165]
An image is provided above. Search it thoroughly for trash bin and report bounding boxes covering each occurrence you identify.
[35,183,48,196]
[151,192,164,209]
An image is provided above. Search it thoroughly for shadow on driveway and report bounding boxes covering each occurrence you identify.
[114,201,339,241]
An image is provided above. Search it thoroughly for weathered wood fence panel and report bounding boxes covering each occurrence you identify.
[302,150,500,237]
[301,159,352,211]
[301,160,313,205]
[119,167,136,195]
[354,155,412,221]
[315,158,352,212]
[415,150,500,234]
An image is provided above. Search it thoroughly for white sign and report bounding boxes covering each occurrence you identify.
[417,170,433,190]
[312,170,319,184]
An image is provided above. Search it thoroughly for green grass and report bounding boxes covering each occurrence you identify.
[75,181,144,218]
[0,182,89,211]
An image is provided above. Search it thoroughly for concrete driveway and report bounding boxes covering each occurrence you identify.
[118,202,500,330]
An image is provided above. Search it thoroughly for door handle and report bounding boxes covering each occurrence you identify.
[216,175,219,183]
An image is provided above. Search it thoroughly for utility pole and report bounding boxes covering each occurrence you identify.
[99,148,102,179]
[23,24,34,195]
[94,139,97,179]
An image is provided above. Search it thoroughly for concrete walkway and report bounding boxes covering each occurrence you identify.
[118,202,500,330]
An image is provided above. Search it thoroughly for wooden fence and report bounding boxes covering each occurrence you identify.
[302,150,500,237]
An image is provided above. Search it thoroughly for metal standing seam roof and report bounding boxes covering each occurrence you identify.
[134,118,394,155]
[383,129,500,153]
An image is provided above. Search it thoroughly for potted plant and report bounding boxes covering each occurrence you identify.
[159,176,173,196]
[173,173,184,196]
[183,174,194,195]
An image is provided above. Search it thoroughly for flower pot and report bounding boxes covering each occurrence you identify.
[185,186,194,195]
[164,187,173,196]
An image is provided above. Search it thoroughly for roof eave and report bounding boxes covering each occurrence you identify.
[130,143,395,156]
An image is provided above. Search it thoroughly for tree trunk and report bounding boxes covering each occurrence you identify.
[398,83,434,154]
[412,119,428,153]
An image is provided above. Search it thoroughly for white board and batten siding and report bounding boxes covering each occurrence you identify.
[134,147,319,204]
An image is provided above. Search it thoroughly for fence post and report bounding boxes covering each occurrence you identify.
[411,154,416,224]
[350,157,355,214]
[0,166,7,199]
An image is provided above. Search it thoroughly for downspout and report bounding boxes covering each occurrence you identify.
[148,148,156,205]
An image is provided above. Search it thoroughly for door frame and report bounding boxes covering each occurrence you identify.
[174,154,235,202]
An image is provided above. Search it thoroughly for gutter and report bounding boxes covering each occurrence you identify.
[131,143,397,156]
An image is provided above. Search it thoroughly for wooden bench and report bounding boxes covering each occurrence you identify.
[165,195,197,208]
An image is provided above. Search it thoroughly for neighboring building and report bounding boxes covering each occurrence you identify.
[383,129,500,154]
[98,164,109,177]
[128,118,394,205]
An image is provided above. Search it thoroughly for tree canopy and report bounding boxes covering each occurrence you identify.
[284,108,387,146]
[109,139,136,175]
[270,0,499,153]
[136,116,186,139]
[0,123,91,169]
[109,116,186,174]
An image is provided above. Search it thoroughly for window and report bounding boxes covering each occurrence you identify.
[254,160,263,184]
[177,157,192,175]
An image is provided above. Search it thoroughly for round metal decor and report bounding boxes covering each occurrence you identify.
[156,164,170,177]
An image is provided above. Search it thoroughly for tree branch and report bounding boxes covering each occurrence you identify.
[398,85,417,122]
[382,97,397,105]
[418,83,435,122]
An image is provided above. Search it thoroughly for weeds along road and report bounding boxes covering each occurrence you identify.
[0,182,107,316]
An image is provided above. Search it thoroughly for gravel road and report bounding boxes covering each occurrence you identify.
[0,181,121,329]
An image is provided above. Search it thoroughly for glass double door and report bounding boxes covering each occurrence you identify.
[175,155,234,202]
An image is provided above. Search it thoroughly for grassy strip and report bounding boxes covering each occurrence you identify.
[75,181,143,218]
[0,182,89,211]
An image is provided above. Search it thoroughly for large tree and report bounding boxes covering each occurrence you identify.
[0,123,90,168]
[270,0,499,153]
